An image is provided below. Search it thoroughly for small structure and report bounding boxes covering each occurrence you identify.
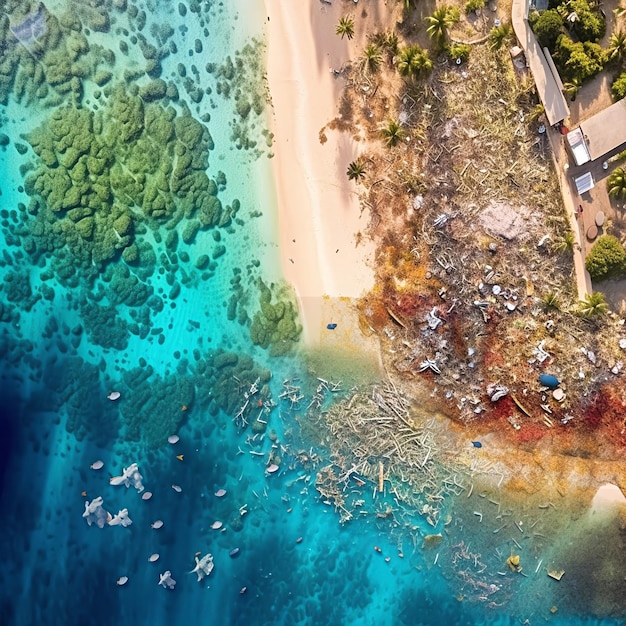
[565,127,591,166]
[574,171,594,195]
[578,99,626,162]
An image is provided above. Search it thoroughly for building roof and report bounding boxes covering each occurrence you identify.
[579,98,626,162]
[511,0,570,126]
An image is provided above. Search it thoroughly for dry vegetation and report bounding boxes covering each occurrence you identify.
[332,1,626,454]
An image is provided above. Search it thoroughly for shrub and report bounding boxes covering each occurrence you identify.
[568,0,606,43]
[584,235,626,280]
[554,35,605,82]
[529,9,563,50]
[465,0,485,14]
[446,42,471,63]
[612,73,626,100]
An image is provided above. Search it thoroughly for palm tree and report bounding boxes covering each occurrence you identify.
[425,6,460,49]
[608,29,626,64]
[336,16,355,40]
[607,167,626,200]
[578,292,609,317]
[362,44,383,73]
[347,159,367,181]
[562,77,582,101]
[396,45,433,80]
[488,22,513,51]
[381,119,405,147]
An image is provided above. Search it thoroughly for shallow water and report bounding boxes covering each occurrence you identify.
[0,1,624,625]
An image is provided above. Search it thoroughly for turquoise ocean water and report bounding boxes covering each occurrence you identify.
[0,1,623,624]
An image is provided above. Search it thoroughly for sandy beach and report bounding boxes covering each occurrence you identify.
[265,0,378,345]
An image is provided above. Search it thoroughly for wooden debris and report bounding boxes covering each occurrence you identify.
[547,569,565,581]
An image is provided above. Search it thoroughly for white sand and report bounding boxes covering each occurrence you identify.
[265,0,377,344]
[590,483,626,516]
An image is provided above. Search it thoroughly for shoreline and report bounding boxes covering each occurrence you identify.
[264,0,377,345]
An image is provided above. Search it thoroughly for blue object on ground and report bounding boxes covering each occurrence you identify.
[538,373,559,388]
[471,441,482,448]
[326,323,337,330]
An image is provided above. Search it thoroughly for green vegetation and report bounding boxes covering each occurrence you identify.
[425,6,460,49]
[542,291,562,311]
[553,35,606,82]
[445,43,471,63]
[488,22,514,51]
[553,230,576,253]
[562,0,606,43]
[336,16,355,40]
[577,291,609,317]
[562,76,583,101]
[465,0,485,14]
[22,84,226,276]
[362,44,383,74]
[396,45,433,80]
[607,29,626,64]
[529,9,563,50]
[249,280,302,356]
[607,167,626,199]
[347,159,367,182]
[381,119,405,147]
[612,73,626,100]
[584,235,626,280]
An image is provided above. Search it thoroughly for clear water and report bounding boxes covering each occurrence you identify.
[0,1,623,625]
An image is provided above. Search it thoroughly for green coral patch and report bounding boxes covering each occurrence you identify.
[21,83,224,276]
[249,279,302,356]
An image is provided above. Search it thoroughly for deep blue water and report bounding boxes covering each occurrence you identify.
[0,1,624,625]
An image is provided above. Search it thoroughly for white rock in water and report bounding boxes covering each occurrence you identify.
[151,520,164,529]
[210,520,223,530]
[172,484,182,493]
[90,460,104,470]
[107,391,121,401]
[142,491,153,500]
[117,576,128,586]
[214,489,227,498]
[266,463,279,474]
[148,553,160,562]
[167,435,180,444]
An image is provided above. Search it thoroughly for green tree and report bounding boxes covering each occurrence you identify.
[577,292,609,317]
[396,44,433,79]
[607,166,626,200]
[607,29,626,63]
[612,73,626,100]
[346,159,367,181]
[488,22,513,51]
[529,9,563,50]
[567,0,606,43]
[584,235,626,280]
[336,16,355,40]
[362,43,383,73]
[381,119,405,147]
[425,6,460,49]
[555,35,606,82]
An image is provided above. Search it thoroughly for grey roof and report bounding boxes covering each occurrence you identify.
[579,99,626,162]
[512,0,570,126]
